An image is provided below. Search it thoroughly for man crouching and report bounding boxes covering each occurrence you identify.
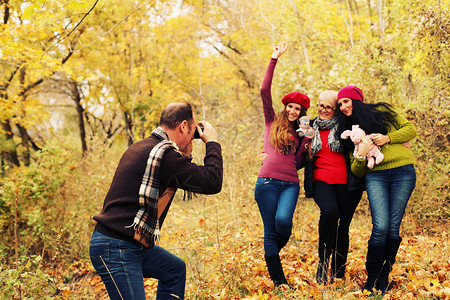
[89,102,223,299]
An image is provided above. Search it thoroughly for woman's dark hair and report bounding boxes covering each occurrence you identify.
[338,100,397,141]
[160,102,194,129]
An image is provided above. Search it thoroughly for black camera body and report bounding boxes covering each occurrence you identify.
[193,124,204,139]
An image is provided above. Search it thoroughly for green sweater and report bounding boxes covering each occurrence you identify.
[351,109,416,178]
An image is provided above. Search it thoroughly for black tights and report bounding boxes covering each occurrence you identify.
[313,181,363,275]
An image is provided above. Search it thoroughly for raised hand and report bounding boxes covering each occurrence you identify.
[197,121,218,143]
[271,43,288,59]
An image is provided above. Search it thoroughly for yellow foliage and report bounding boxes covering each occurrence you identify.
[1,0,449,299]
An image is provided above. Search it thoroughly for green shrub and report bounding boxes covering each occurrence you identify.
[0,255,58,300]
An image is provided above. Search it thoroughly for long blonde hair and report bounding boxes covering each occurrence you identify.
[270,106,307,154]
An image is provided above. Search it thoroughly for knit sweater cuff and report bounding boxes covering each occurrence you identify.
[371,158,415,171]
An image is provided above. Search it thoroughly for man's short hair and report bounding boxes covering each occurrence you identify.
[160,102,194,129]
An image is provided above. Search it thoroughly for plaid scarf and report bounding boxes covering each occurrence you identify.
[126,126,178,247]
[310,117,343,156]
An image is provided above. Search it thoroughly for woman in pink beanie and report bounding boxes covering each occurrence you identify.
[337,85,417,294]
[255,43,312,287]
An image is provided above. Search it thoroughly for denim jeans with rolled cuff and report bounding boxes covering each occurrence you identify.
[365,164,416,247]
[254,177,300,256]
[89,230,186,300]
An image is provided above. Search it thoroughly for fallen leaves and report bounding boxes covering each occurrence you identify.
[60,196,449,299]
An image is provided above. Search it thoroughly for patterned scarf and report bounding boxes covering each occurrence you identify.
[310,117,343,156]
[126,126,178,247]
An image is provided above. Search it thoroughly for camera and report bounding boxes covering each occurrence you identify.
[194,124,204,139]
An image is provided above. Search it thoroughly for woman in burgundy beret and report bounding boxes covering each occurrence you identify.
[255,43,312,287]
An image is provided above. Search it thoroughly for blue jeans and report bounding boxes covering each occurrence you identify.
[89,230,186,300]
[254,178,300,256]
[366,164,416,246]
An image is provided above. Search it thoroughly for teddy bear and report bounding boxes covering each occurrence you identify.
[340,125,384,169]
[296,116,314,138]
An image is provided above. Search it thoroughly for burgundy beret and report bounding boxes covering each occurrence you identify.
[337,86,364,102]
[281,92,310,110]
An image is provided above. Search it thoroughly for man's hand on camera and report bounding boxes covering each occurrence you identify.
[197,121,217,143]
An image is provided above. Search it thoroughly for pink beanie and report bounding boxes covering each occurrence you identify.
[337,86,364,102]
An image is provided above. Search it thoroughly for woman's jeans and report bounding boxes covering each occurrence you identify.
[313,181,363,264]
[366,164,416,247]
[254,177,300,256]
[89,230,186,300]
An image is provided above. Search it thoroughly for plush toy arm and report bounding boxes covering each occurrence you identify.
[297,129,305,137]
[305,128,315,138]
[367,146,384,168]
[367,156,375,169]
[341,130,352,139]
[368,146,384,165]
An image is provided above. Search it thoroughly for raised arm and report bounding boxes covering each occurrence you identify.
[261,44,289,124]
[164,142,223,195]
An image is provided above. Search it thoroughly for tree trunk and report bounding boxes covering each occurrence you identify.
[289,0,311,70]
[17,66,31,166]
[0,60,20,166]
[124,111,135,146]
[377,0,386,46]
[345,0,355,47]
[1,121,20,166]
[3,0,10,24]
[16,124,41,166]
[72,80,88,155]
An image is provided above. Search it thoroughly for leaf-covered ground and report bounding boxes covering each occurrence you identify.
[77,194,449,299]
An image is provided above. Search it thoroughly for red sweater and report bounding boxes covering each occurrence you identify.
[312,130,347,184]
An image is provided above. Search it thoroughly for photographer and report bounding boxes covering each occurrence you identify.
[89,102,223,300]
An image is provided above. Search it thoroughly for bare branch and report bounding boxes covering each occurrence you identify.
[210,44,254,89]
[75,0,154,52]
[21,50,74,96]
[0,65,21,96]
[43,0,99,54]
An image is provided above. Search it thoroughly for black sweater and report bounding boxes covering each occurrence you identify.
[94,136,223,246]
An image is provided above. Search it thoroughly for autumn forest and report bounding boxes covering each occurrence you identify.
[0,0,449,299]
